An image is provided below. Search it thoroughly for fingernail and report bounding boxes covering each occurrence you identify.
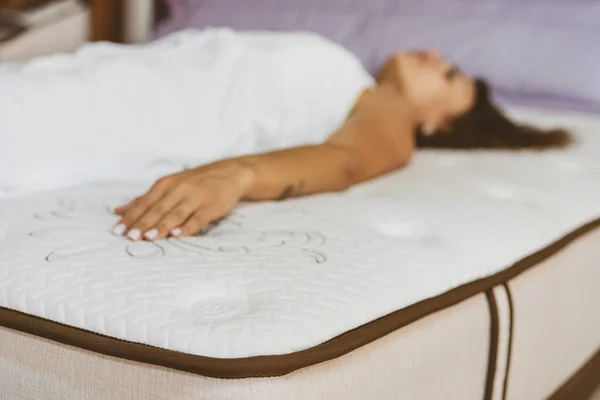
[144,229,158,241]
[127,229,142,241]
[170,227,182,237]
[113,224,126,236]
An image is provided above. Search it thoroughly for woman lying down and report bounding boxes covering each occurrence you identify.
[1,28,570,241]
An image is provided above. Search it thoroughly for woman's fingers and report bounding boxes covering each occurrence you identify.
[175,210,217,238]
[113,177,175,236]
[124,193,190,240]
[113,169,244,241]
[115,196,156,238]
[119,182,211,241]
[114,204,130,215]
[143,200,199,240]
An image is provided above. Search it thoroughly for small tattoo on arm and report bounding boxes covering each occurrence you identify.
[278,185,294,201]
[278,180,305,201]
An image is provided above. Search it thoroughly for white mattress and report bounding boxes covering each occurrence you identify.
[1,107,599,363]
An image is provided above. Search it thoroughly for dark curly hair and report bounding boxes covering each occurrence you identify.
[416,80,572,150]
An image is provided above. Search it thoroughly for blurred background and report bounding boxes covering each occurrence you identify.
[0,0,90,60]
[1,0,599,114]
[0,0,166,60]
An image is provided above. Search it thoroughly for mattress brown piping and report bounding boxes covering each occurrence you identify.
[502,283,515,400]
[484,291,500,400]
[1,217,600,379]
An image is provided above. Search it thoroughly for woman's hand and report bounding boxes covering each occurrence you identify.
[113,161,255,241]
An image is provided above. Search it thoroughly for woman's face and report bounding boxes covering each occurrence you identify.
[390,50,476,131]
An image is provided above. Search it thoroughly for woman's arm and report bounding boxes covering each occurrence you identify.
[114,89,415,240]
[242,97,414,200]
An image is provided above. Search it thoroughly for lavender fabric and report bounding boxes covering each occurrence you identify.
[155,0,600,112]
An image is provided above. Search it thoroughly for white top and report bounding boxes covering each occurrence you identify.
[1,107,599,359]
[0,28,374,197]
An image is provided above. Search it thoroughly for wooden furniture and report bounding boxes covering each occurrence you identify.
[90,0,121,41]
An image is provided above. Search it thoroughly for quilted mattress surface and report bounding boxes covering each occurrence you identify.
[1,108,600,371]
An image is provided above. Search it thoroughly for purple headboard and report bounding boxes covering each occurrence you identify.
[156,0,600,112]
